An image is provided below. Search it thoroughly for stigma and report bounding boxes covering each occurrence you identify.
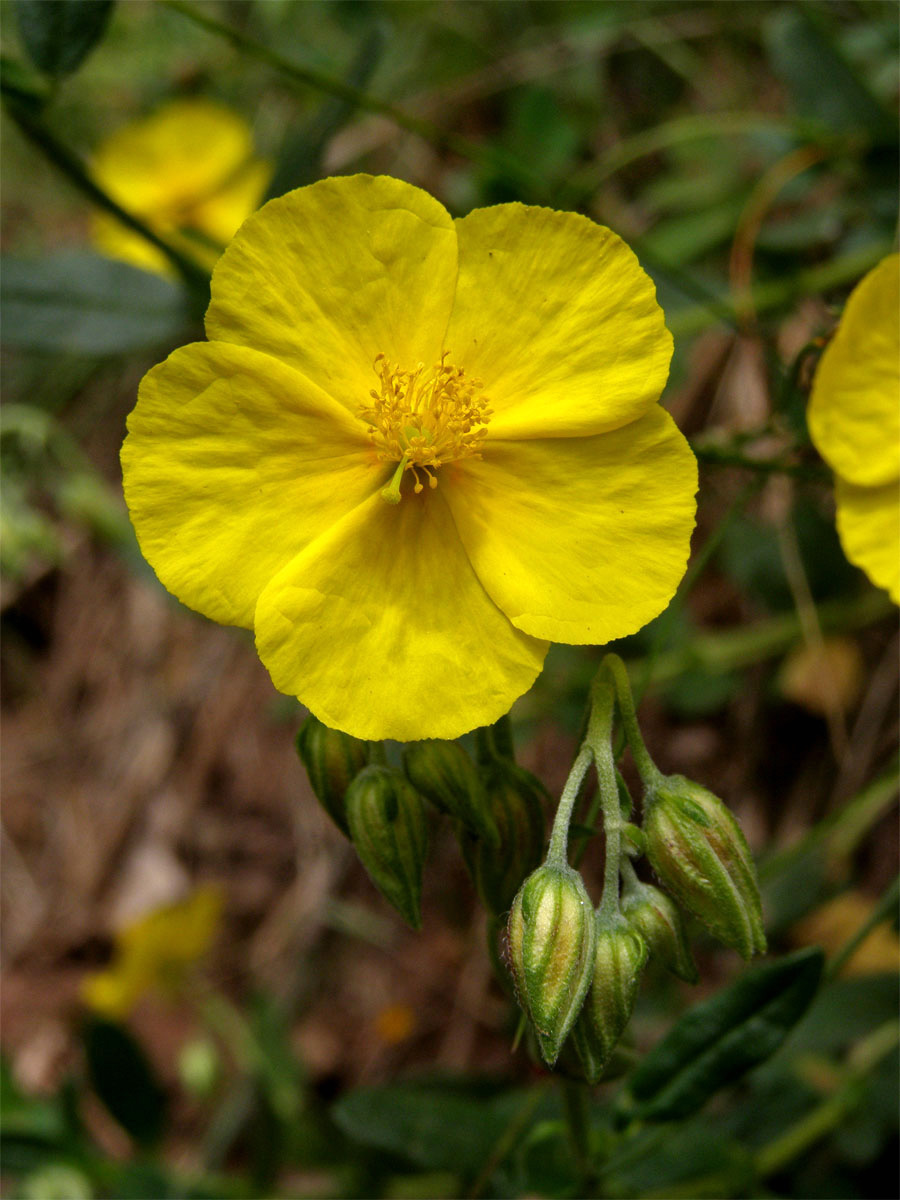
[360,352,492,500]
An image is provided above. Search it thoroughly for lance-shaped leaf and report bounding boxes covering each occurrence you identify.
[615,947,824,1125]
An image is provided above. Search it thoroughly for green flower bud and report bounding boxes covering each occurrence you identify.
[459,762,545,915]
[507,863,597,1067]
[403,740,499,846]
[345,766,429,929]
[643,775,766,960]
[622,879,698,984]
[571,915,648,1084]
[295,715,368,835]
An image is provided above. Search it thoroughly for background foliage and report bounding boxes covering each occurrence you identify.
[1,2,898,1198]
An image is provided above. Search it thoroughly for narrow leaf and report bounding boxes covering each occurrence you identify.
[83,1017,167,1145]
[15,0,114,77]
[1,252,188,355]
[616,948,824,1124]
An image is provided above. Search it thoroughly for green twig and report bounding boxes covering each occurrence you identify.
[560,1078,595,1194]
[546,742,594,868]
[668,242,892,338]
[826,874,900,981]
[587,679,623,919]
[599,656,662,790]
[2,91,210,299]
[161,0,537,192]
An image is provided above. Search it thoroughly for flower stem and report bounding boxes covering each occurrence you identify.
[559,1078,595,1193]
[2,91,210,301]
[600,654,663,790]
[546,741,594,869]
[586,679,623,921]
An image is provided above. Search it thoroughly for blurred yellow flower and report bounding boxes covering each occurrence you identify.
[792,891,900,977]
[808,254,899,603]
[91,98,270,276]
[82,887,223,1019]
[122,175,697,740]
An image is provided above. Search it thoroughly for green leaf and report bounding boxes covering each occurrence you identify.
[15,0,114,77]
[333,1081,546,1174]
[83,1018,167,1146]
[1,253,188,356]
[765,8,896,142]
[615,948,824,1125]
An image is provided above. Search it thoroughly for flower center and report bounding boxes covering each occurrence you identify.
[360,352,492,503]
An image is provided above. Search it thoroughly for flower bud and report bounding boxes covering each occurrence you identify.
[459,762,545,915]
[344,766,429,929]
[622,880,698,984]
[403,740,499,846]
[295,715,368,835]
[643,775,766,960]
[507,863,596,1067]
[571,916,648,1084]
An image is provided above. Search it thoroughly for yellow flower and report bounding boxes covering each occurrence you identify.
[122,175,697,740]
[91,98,270,276]
[808,254,899,604]
[82,887,222,1019]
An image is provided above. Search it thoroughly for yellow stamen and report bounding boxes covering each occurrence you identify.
[361,352,492,502]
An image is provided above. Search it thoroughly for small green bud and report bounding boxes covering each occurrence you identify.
[295,715,369,835]
[622,879,698,984]
[571,915,648,1084]
[507,863,597,1067]
[403,740,499,846]
[345,766,429,929]
[643,775,766,960]
[459,762,545,915]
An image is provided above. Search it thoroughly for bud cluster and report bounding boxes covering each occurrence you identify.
[295,660,767,1083]
[294,719,546,932]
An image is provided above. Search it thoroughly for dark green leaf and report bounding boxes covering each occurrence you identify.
[1,253,188,356]
[0,53,50,109]
[15,0,114,77]
[616,948,824,1124]
[765,8,896,142]
[333,1081,545,1174]
[83,1017,167,1146]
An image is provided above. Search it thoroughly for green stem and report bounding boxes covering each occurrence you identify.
[368,741,388,766]
[546,742,594,868]
[587,681,623,920]
[560,1078,594,1194]
[600,655,662,790]
[691,441,827,480]
[162,0,537,192]
[2,92,210,299]
[826,873,900,981]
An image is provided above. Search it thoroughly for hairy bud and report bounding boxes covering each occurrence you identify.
[345,766,429,929]
[403,740,498,846]
[459,762,545,915]
[295,715,368,835]
[571,916,648,1084]
[622,879,698,984]
[507,863,596,1067]
[643,775,766,960]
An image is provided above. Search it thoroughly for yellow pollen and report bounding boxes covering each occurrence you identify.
[360,352,492,499]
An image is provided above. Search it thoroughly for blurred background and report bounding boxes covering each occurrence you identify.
[1,2,898,1197]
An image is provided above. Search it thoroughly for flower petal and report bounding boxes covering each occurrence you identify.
[446,203,672,439]
[93,99,255,217]
[122,341,377,629]
[444,406,697,643]
[808,254,900,488]
[206,175,458,416]
[835,476,900,604]
[253,492,548,741]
